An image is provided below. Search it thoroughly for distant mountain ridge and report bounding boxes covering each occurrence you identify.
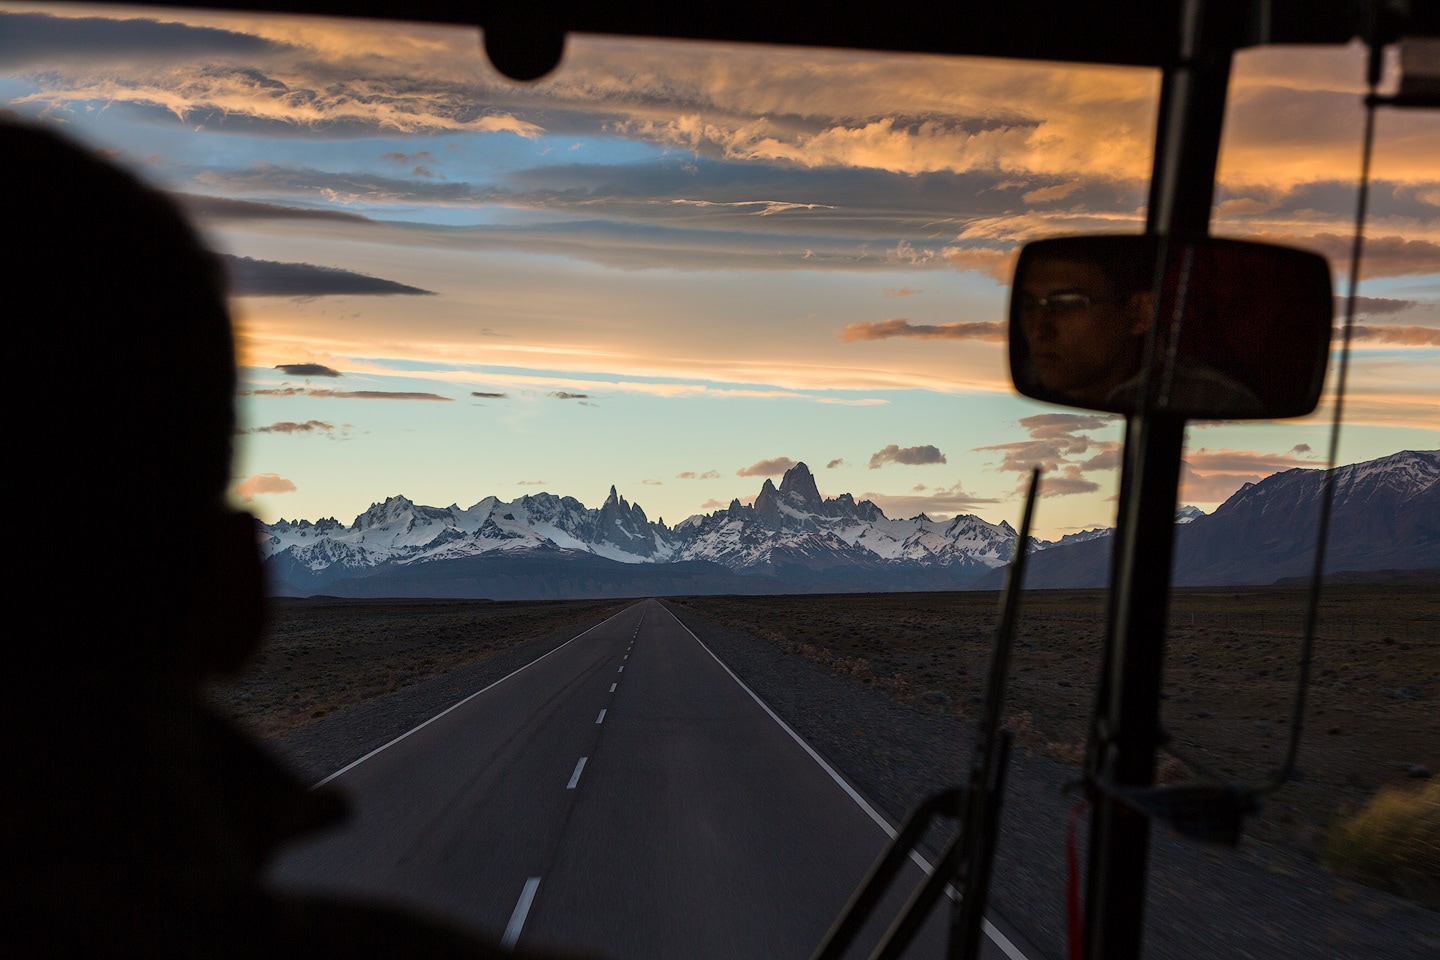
[260,451,1438,598]
[261,462,1034,598]
[1002,449,1440,589]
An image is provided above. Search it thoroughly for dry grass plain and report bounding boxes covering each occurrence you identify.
[212,584,1436,904]
[208,596,628,739]
[672,584,1439,885]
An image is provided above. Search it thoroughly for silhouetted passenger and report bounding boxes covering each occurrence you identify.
[1,119,597,959]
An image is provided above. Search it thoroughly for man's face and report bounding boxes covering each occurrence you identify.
[1018,258,1150,407]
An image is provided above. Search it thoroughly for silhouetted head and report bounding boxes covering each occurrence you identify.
[5,119,261,686]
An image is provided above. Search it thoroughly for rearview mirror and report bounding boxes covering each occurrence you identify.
[1008,236,1332,419]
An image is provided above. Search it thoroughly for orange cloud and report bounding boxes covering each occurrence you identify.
[838,318,1005,342]
[234,472,296,501]
[1176,446,1327,504]
[1022,181,1082,204]
[1296,234,1440,279]
[1349,325,1440,346]
[943,246,1021,282]
[1181,447,1322,474]
[1178,464,1264,504]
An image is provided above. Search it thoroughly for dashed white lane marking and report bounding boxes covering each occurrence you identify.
[659,602,1033,960]
[609,683,617,693]
[624,654,629,660]
[596,708,607,724]
[313,606,633,788]
[617,665,624,673]
[501,876,541,949]
[566,757,588,789]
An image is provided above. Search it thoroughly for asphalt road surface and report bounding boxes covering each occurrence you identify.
[268,599,1029,960]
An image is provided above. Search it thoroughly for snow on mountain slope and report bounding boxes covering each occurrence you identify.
[261,462,1024,580]
[260,452,1435,593]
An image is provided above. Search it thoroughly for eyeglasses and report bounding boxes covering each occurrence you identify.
[1018,292,1115,316]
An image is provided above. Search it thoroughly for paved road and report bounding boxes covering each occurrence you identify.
[269,598,1022,960]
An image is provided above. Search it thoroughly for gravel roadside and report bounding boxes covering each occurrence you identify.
[260,599,1440,960]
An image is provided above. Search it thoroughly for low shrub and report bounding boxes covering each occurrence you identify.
[1320,780,1439,909]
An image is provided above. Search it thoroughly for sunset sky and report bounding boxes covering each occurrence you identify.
[4,3,1437,539]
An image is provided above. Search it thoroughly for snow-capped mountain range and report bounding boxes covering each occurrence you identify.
[261,451,1438,598]
[262,462,1043,596]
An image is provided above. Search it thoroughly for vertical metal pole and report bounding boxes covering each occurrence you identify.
[1083,1,1236,958]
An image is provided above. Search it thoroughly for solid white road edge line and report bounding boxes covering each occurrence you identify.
[501,876,541,949]
[312,604,638,788]
[567,757,588,789]
[660,601,1031,960]
[982,919,1028,960]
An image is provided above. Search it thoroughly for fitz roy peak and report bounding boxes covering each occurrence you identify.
[261,462,1031,598]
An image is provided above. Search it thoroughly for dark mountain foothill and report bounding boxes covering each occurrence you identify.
[995,449,1439,590]
[259,451,1438,599]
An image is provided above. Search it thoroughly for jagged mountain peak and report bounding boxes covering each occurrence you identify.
[777,462,822,509]
[351,494,418,531]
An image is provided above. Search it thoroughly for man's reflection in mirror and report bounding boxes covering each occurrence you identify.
[1018,243,1152,409]
[1015,239,1265,417]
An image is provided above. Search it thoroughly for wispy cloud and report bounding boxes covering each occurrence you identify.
[178,194,375,224]
[676,470,721,479]
[471,391,508,398]
[1243,232,1440,280]
[245,419,335,434]
[669,198,837,216]
[243,386,451,401]
[224,255,433,297]
[1347,296,1418,316]
[839,318,1006,342]
[863,481,1001,519]
[868,444,947,468]
[4,11,543,136]
[737,456,797,477]
[0,11,280,70]
[976,413,1123,498]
